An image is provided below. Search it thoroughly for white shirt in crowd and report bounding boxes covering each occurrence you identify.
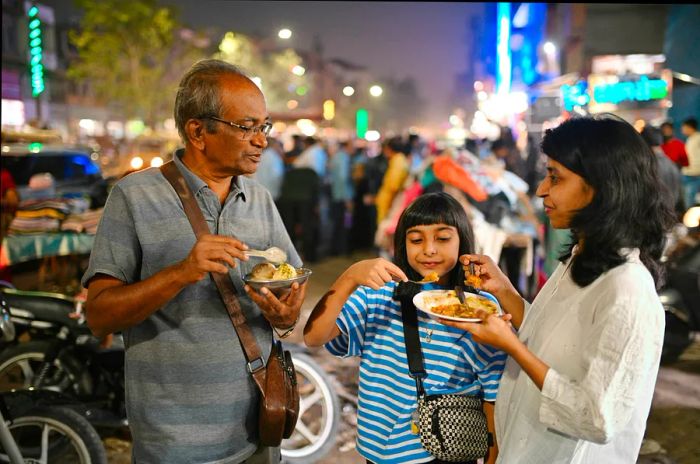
[495,248,664,464]
[682,131,700,176]
[293,143,328,178]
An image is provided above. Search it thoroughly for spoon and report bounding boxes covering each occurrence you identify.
[464,262,481,294]
[455,285,467,305]
[244,246,287,265]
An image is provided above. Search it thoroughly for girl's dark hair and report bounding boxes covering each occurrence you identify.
[393,192,475,287]
[541,115,675,287]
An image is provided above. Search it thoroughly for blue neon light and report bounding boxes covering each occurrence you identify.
[510,3,547,87]
[496,2,512,95]
[561,81,590,110]
[69,155,100,176]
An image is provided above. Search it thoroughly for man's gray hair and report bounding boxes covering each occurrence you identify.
[174,59,248,143]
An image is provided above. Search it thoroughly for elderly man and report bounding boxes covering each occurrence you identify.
[82,59,306,463]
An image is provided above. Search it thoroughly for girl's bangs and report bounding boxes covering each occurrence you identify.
[401,201,459,232]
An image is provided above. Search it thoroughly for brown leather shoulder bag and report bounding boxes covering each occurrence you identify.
[161,162,299,446]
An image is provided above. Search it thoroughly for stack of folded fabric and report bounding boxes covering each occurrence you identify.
[60,208,103,234]
[65,197,91,215]
[7,199,74,234]
[7,216,61,234]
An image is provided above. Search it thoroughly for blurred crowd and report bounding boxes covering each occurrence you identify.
[2,115,697,298]
[281,128,546,301]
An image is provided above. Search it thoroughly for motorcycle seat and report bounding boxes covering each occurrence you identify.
[1,288,80,329]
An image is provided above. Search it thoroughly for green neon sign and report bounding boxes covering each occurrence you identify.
[27,4,44,97]
[356,108,368,139]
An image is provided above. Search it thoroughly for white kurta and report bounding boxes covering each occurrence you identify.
[495,248,664,464]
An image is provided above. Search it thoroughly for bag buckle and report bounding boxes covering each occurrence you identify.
[286,365,297,386]
[410,372,427,396]
[247,357,266,373]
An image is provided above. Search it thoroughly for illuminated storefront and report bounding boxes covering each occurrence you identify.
[559,55,673,125]
[1,70,26,128]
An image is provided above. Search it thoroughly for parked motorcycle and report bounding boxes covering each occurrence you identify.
[0,286,126,430]
[0,292,108,464]
[0,285,340,463]
[282,345,341,463]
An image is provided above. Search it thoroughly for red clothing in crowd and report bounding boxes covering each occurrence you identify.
[1,168,18,280]
[1,168,17,197]
[661,138,689,168]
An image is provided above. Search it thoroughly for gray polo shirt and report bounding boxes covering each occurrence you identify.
[82,150,302,464]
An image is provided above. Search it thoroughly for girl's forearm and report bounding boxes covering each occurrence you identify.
[303,272,358,346]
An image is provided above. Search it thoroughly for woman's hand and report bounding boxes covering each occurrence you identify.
[343,258,408,290]
[460,253,527,328]
[460,254,516,298]
[442,310,550,390]
[440,310,520,354]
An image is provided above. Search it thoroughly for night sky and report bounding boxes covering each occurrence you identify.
[45,0,484,125]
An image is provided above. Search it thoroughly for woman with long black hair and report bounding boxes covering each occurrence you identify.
[441,115,676,463]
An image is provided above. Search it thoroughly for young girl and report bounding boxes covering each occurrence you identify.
[304,192,506,464]
[442,116,676,463]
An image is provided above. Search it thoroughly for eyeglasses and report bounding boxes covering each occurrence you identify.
[206,116,273,140]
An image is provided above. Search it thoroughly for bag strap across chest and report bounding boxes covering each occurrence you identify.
[399,295,428,397]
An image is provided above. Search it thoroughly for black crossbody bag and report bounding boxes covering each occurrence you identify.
[399,293,492,462]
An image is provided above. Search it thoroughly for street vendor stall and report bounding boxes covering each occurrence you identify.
[0,232,94,266]
[0,194,102,290]
[0,232,95,290]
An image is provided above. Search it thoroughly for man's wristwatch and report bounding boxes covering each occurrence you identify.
[273,315,300,339]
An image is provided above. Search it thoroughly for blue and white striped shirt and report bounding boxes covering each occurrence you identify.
[326,281,507,464]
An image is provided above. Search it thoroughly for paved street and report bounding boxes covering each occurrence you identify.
[8,250,700,463]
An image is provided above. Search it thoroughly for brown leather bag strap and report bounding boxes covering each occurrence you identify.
[160,161,266,389]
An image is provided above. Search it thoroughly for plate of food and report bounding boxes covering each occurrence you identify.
[413,289,502,322]
[243,262,313,290]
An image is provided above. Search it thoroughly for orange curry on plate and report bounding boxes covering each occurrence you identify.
[426,290,499,319]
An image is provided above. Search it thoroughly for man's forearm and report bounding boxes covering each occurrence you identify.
[86,262,191,337]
